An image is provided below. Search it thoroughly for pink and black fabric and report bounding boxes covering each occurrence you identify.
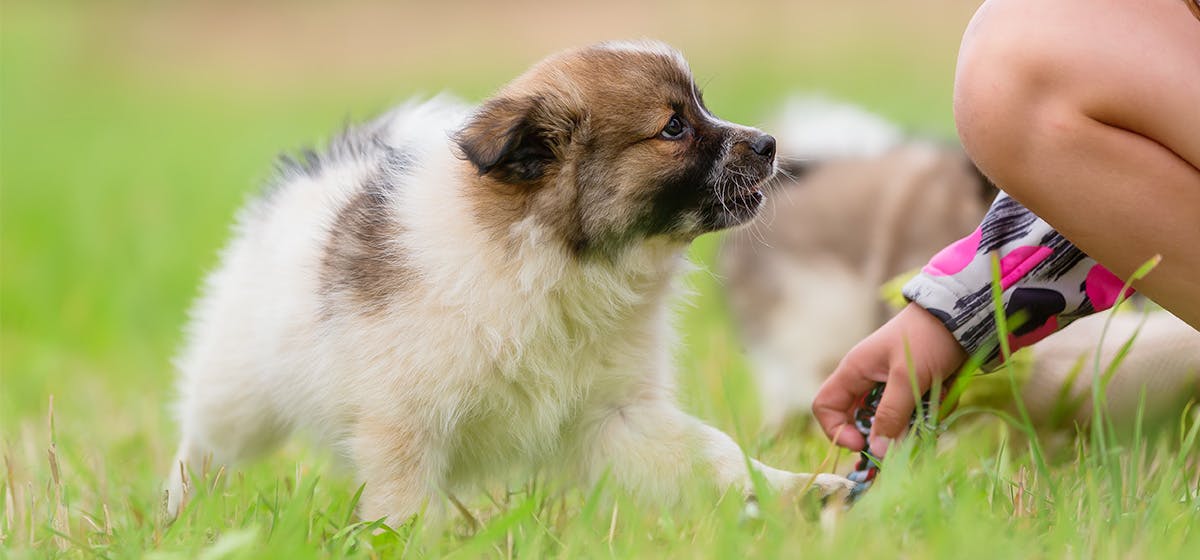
[902,192,1132,368]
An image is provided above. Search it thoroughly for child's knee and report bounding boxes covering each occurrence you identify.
[953,0,1093,187]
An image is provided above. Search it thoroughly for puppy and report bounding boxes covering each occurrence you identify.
[166,42,852,524]
[721,98,994,428]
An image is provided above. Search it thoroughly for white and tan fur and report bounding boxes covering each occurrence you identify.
[167,43,852,524]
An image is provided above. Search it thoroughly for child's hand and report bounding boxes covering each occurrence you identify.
[812,303,967,456]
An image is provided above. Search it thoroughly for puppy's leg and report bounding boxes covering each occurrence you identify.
[695,423,855,500]
[167,371,289,517]
[572,387,853,504]
[350,418,443,526]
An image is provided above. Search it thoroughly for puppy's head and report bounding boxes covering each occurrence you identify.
[455,41,775,257]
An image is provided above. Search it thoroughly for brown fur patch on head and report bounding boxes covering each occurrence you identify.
[456,41,774,260]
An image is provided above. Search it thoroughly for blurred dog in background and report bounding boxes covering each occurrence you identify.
[721,98,992,428]
[721,98,1199,432]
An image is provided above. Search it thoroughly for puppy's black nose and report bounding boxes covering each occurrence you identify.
[749,133,776,160]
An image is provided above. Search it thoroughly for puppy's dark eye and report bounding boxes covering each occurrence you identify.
[660,116,687,140]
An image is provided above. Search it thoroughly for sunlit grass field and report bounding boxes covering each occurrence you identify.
[2,1,1197,558]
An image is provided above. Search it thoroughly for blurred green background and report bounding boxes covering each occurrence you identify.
[1,0,988,554]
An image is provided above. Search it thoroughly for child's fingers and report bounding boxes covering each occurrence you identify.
[813,357,887,450]
[812,385,866,450]
[868,367,923,456]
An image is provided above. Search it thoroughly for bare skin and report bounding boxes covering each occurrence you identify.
[814,0,1200,456]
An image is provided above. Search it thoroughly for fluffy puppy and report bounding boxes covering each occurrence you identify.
[166,41,852,524]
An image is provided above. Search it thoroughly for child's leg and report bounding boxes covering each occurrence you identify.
[953,0,1200,328]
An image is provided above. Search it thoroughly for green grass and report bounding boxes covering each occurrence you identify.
[3,2,1198,558]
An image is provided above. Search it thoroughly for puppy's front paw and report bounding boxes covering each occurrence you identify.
[782,472,856,501]
[810,473,857,498]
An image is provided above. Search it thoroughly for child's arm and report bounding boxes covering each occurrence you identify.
[814,192,1129,455]
[902,191,1131,366]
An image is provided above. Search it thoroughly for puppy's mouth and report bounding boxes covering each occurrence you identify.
[708,168,773,228]
[727,186,766,211]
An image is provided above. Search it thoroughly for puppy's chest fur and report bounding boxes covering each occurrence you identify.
[321,181,682,479]
[357,271,675,483]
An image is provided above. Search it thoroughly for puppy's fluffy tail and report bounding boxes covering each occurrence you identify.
[771,96,903,176]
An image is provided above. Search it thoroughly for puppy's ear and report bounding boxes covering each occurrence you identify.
[455,95,573,183]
